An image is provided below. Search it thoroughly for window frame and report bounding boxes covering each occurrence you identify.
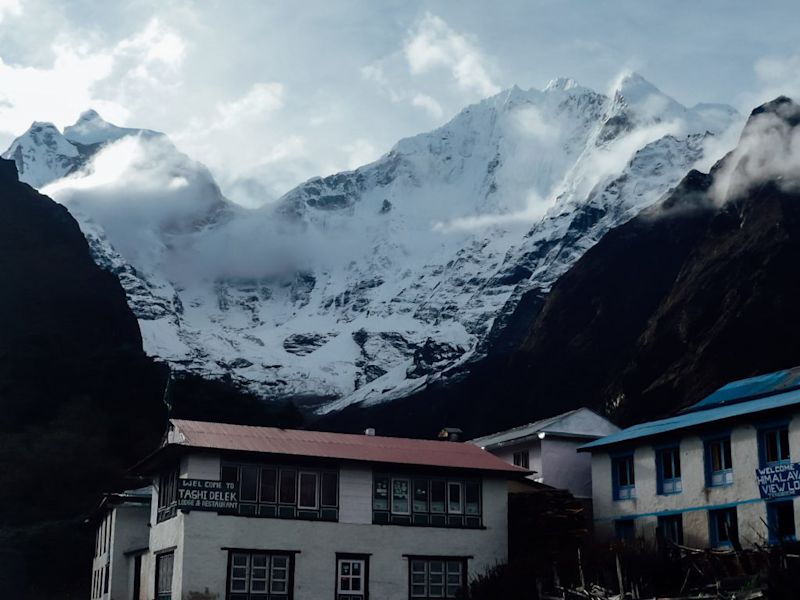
[611,453,635,501]
[157,466,179,523]
[767,500,797,544]
[335,553,369,600]
[708,507,738,548]
[407,556,467,600]
[373,473,482,528]
[656,446,682,495]
[297,471,320,510]
[759,424,791,468]
[657,514,684,546]
[704,436,733,487]
[221,461,339,521]
[226,549,295,600]
[155,551,174,600]
[614,518,635,542]
[512,451,529,469]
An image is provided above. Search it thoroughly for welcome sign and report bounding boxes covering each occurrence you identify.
[755,462,800,499]
[177,478,239,511]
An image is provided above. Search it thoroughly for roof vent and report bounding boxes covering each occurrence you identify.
[437,427,463,442]
[364,427,376,436]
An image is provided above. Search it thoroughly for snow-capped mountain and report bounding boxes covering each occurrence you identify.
[3,74,738,413]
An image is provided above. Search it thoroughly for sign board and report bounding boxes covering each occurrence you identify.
[177,478,238,511]
[755,462,800,499]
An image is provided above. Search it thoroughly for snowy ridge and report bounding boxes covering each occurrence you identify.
[4,74,738,414]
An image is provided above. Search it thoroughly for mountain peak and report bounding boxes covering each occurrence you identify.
[64,110,140,146]
[73,109,106,126]
[545,77,579,92]
[748,95,800,127]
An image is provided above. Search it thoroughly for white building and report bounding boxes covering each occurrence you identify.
[471,408,620,499]
[581,368,800,549]
[89,488,151,600]
[94,419,527,600]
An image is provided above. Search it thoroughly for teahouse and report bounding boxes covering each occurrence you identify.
[581,367,800,548]
[92,419,528,600]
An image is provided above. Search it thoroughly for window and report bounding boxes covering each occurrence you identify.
[392,478,410,514]
[614,519,635,541]
[612,454,635,500]
[705,437,733,487]
[298,472,319,509]
[709,508,738,548]
[447,482,463,514]
[656,447,682,495]
[228,551,293,600]
[337,555,368,600]
[767,501,796,544]
[157,468,179,522]
[658,514,683,546]
[222,462,338,521]
[373,475,482,528]
[156,552,174,600]
[409,558,465,599]
[761,426,790,467]
[512,451,529,469]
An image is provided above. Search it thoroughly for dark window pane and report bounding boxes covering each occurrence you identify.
[465,481,480,515]
[240,465,258,502]
[780,428,790,461]
[298,472,318,508]
[430,480,446,513]
[723,439,732,468]
[392,479,410,514]
[373,476,389,510]
[260,468,277,503]
[221,465,237,484]
[414,480,428,513]
[321,472,338,507]
[674,451,681,477]
[279,469,297,504]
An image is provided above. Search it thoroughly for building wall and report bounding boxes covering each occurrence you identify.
[492,440,542,481]
[541,438,593,498]
[591,410,800,548]
[145,452,508,600]
[110,504,149,600]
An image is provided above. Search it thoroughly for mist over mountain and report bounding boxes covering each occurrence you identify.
[3,74,738,416]
[317,96,800,437]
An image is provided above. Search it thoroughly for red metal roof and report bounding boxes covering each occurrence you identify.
[167,419,527,475]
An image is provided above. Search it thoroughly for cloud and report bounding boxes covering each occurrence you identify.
[215,82,285,129]
[433,189,550,233]
[411,93,443,119]
[710,102,800,204]
[404,12,499,97]
[0,17,186,136]
[0,0,22,23]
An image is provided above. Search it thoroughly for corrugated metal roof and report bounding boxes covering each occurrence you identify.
[469,407,617,448]
[580,387,800,452]
[167,419,527,474]
[684,367,800,412]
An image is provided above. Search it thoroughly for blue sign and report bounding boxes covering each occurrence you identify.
[755,462,800,499]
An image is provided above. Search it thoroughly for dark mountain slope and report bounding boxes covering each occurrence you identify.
[0,158,168,599]
[317,97,800,437]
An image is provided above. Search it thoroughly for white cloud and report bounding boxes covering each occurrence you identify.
[411,93,443,119]
[710,102,800,204]
[215,82,285,129]
[0,17,186,136]
[404,12,499,97]
[0,0,22,23]
[343,138,379,169]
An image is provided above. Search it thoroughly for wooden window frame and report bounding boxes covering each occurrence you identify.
[335,553,370,600]
[407,556,467,600]
[155,550,174,600]
[225,549,296,600]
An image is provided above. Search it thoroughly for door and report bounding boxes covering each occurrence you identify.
[132,554,142,600]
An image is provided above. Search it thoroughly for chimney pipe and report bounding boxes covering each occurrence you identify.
[437,427,463,442]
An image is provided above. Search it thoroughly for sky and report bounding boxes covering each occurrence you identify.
[1,0,800,207]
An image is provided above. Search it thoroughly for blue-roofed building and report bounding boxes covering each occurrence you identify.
[580,368,800,549]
